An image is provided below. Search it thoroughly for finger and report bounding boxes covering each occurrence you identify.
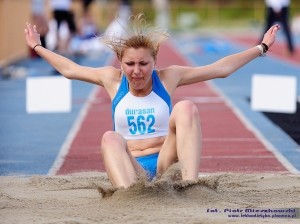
[273,24,280,29]
[26,22,33,35]
[265,25,277,37]
[267,25,275,33]
[26,22,31,29]
[271,24,280,34]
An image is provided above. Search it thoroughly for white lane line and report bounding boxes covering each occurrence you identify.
[48,87,100,175]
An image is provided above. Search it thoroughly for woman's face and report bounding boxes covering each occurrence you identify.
[121,48,155,95]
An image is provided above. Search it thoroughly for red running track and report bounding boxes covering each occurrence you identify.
[57,42,287,175]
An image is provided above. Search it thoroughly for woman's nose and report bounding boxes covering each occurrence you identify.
[133,64,140,74]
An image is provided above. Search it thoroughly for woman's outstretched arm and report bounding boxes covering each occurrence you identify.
[24,22,115,86]
[162,24,280,89]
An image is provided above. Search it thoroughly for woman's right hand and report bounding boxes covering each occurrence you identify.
[24,22,42,49]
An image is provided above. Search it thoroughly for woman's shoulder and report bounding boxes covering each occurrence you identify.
[93,66,121,81]
[156,65,183,80]
[155,65,183,95]
[95,66,122,99]
[95,65,120,74]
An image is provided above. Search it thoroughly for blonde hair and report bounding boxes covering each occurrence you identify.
[102,13,169,61]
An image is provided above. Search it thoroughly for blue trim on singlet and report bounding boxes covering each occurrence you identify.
[111,75,128,130]
[152,71,172,114]
[112,75,129,111]
[111,70,172,130]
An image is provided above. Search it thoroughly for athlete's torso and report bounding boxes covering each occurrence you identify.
[112,70,172,142]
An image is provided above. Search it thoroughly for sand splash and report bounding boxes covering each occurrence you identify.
[98,163,221,209]
[1,167,300,224]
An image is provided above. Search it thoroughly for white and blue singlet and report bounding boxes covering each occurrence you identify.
[112,70,172,140]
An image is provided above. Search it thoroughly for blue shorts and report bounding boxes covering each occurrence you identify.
[136,153,159,180]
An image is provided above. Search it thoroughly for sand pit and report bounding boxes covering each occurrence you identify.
[1,168,300,224]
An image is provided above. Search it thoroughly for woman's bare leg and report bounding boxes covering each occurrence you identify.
[101,131,145,188]
[157,100,202,180]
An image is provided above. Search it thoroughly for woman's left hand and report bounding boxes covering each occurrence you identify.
[262,24,280,49]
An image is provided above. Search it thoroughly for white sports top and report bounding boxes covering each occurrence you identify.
[112,70,172,140]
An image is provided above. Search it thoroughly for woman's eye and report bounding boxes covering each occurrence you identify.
[140,62,148,66]
[125,62,134,66]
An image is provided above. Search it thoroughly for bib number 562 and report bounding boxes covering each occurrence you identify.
[127,115,155,135]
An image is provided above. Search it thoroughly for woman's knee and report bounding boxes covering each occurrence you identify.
[172,100,200,124]
[101,131,123,144]
[101,131,126,154]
